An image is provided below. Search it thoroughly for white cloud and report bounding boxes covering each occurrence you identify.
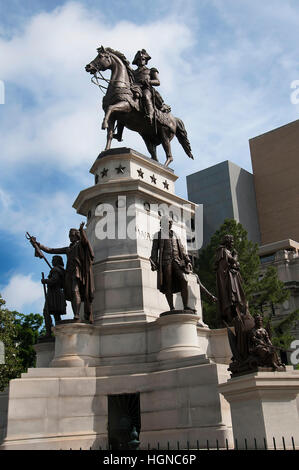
[1,273,44,312]
[1,272,73,318]
[0,186,82,246]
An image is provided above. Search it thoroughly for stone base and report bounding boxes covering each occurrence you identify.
[73,148,202,325]
[57,319,92,325]
[160,309,196,317]
[1,317,234,450]
[37,335,55,343]
[156,314,201,361]
[49,314,226,367]
[1,358,232,450]
[33,324,232,369]
[228,362,286,378]
[0,388,8,444]
[34,341,55,368]
[219,368,299,449]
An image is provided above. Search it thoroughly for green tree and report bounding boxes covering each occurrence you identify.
[270,308,299,352]
[14,313,44,371]
[195,219,298,353]
[0,295,44,391]
[0,296,23,391]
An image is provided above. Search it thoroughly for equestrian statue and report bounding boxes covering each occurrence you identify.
[85,46,194,167]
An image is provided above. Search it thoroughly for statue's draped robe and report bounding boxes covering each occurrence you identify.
[39,231,94,303]
[215,245,246,324]
[46,266,66,316]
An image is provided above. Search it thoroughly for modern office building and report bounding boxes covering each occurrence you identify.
[250,119,299,245]
[186,160,261,247]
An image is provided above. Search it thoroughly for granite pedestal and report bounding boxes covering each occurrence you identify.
[0,149,233,450]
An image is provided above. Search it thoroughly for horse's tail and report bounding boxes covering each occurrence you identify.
[175,118,194,160]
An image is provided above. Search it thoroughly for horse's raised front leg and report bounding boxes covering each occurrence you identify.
[102,101,131,130]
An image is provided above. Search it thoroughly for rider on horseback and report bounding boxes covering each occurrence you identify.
[113,49,171,142]
[132,49,171,124]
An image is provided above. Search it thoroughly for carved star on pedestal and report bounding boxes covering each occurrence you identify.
[150,174,157,184]
[163,180,169,190]
[115,163,126,174]
[100,168,109,178]
[137,168,144,179]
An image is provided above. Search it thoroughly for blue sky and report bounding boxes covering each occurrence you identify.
[0,0,299,315]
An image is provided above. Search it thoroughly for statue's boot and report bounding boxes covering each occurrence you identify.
[44,307,53,336]
[181,285,193,311]
[166,293,175,311]
[144,97,154,125]
[84,301,93,324]
[72,293,81,322]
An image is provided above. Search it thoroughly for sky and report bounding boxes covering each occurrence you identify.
[0,0,299,316]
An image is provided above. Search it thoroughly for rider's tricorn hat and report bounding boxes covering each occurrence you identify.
[132,49,151,65]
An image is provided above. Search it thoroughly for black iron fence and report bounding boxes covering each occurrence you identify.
[69,435,297,451]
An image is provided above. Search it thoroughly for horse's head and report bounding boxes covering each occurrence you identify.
[85,46,112,74]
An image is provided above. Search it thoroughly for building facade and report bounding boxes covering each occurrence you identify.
[186,160,261,247]
[250,119,299,245]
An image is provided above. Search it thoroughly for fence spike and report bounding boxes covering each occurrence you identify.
[264,438,267,450]
[282,436,286,451]
[291,436,295,451]
[273,437,276,450]
[226,438,229,450]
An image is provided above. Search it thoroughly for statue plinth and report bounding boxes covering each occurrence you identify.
[219,368,299,449]
[1,147,235,449]
[160,309,196,317]
[73,148,202,325]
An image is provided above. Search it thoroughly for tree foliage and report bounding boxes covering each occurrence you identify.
[0,295,44,391]
[0,296,23,391]
[195,219,298,353]
[14,313,44,371]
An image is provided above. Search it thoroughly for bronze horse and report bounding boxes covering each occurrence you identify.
[85,47,194,167]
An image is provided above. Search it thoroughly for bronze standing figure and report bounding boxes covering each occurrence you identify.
[85,46,194,167]
[215,235,285,376]
[150,218,193,312]
[215,234,247,324]
[41,255,66,337]
[36,223,95,323]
